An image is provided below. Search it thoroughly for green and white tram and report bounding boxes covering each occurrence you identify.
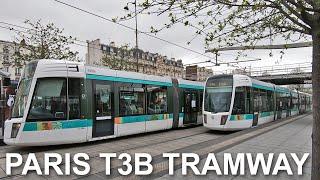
[4,59,204,146]
[203,74,312,131]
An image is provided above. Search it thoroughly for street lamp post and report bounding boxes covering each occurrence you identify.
[125,0,139,72]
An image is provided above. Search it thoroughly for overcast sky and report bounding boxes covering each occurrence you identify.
[0,0,313,73]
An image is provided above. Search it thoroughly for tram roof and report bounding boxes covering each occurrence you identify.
[28,59,205,89]
[85,64,173,86]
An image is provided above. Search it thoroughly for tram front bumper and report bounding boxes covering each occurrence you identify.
[3,118,24,145]
[203,112,229,130]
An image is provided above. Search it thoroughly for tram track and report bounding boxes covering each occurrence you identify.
[0,125,226,159]
[94,113,312,180]
[0,114,310,179]
[0,125,228,179]
[0,125,230,179]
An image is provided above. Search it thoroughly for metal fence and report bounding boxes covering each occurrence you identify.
[212,62,312,77]
[249,63,312,77]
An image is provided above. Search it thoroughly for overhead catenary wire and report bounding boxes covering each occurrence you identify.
[0,23,265,71]
[51,0,232,65]
[0,25,109,54]
[0,19,258,67]
[0,25,310,74]
[0,20,261,68]
[0,21,90,45]
[0,21,218,64]
[52,0,262,67]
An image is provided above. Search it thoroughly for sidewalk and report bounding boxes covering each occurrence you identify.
[159,114,313,180]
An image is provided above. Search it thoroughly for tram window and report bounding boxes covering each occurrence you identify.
[260,89,268,112]
[266,90,274,112]
[253,88,260,112]
[199,92,203,112]
[232,87,252,114]
[283,93,290,110]
[292,95,298,110]
[191,92,198,112]
[232,87,245,114]
[288,93,291,109]
[246,87,253,114]
[204,86,232,113]
[95,83,112,117]
[276,92,282,110]
[68,79,82,119]
[28,78,67,120]
[119,83,145,116]
[147,86,167,114]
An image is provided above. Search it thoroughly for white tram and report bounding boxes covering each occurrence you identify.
[203,75,312,131]
[4,60,204,146]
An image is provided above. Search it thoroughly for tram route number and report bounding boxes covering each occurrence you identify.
[5,152,309,176]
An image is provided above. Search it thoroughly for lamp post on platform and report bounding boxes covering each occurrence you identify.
[124,0,139,72]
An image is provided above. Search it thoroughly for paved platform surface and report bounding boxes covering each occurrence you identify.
[159,114,312,180]
[0,113,312,180]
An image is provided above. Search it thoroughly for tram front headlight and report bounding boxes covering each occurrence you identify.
[220,115,228,125]
[11,123,21,138]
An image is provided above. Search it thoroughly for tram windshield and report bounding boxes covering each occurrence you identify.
[12,61,38,118]
[204,76,233,113]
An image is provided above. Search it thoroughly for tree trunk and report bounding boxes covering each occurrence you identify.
[312,27,320,180]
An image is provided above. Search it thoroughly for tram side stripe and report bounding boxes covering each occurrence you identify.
[229,112,275,121]
[230,114,254,121]
[115,114,173,124]
[23,114,174,131]
[23,119,93,131]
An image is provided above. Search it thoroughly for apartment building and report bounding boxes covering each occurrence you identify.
[86,39,184,78]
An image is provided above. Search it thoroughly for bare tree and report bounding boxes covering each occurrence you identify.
[13,19,78,65]
[121,0,320,178]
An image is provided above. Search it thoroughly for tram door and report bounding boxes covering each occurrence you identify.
[93,81,114,138]
[184,90,198,125]
[252,88,259,127]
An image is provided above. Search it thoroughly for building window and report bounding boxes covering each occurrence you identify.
[119,83,145,116]
[15,67,21,75]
